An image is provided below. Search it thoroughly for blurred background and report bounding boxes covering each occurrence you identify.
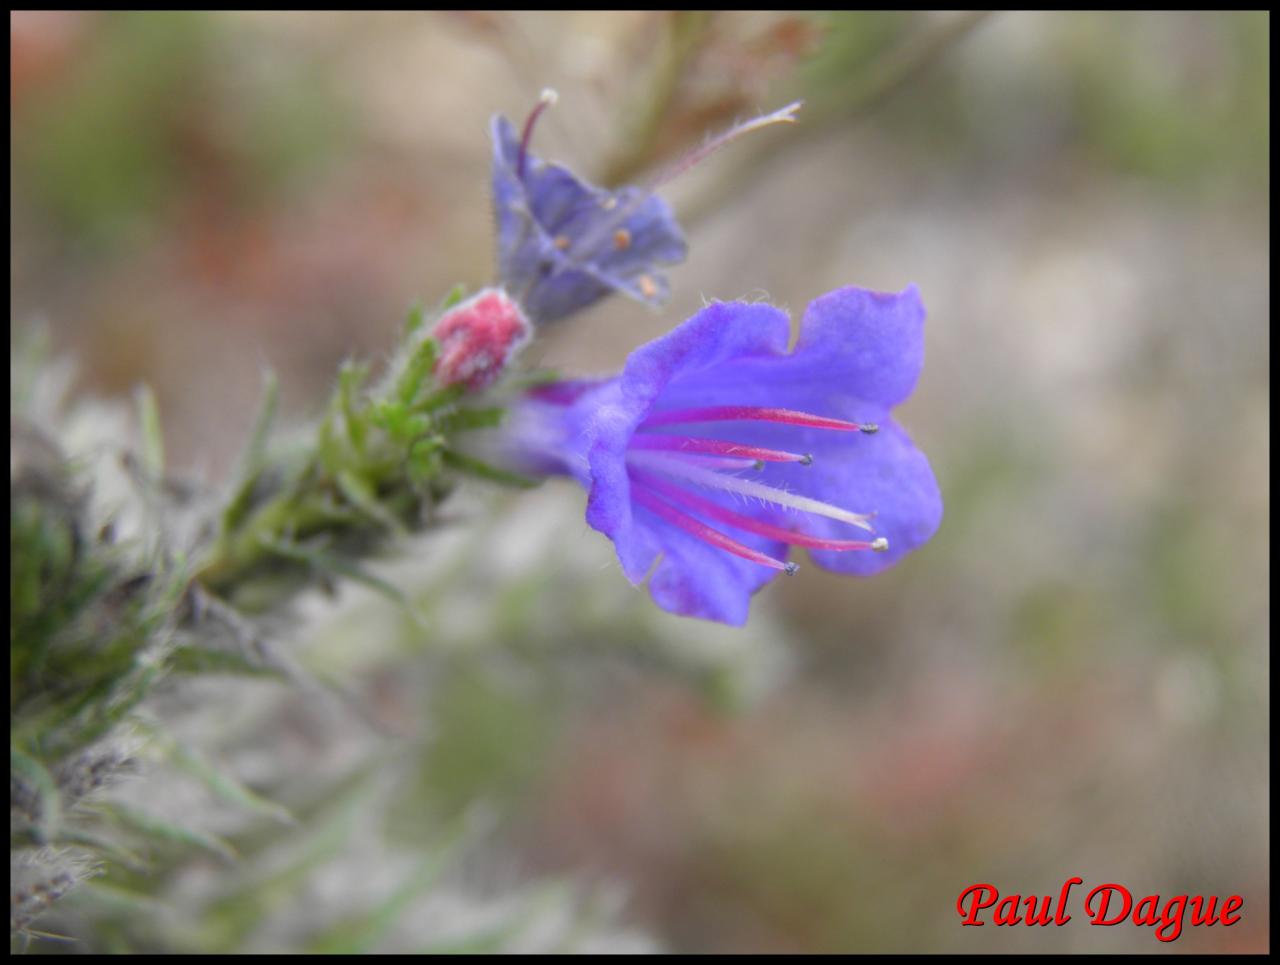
[10,10,1269,953]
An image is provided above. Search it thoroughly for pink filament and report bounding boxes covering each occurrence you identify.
[640,406,867,432]
[631,469,881,552]
[628,433,810,463]
[630,486,795,573]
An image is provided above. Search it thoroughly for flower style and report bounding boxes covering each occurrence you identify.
[491,91,687,327]
[505,285,943,625]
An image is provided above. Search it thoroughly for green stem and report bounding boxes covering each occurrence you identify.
[195,476,323,595]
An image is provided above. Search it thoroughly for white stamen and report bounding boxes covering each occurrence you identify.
[626,451,874,532]
[668,454,766,472]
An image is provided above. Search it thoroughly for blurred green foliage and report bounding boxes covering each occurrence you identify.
[14,11,346,245]
[1067,11,1269,189]
[411,666,555,824]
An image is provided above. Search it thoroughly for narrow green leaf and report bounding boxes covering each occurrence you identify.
[83,880,168,915]
[162,735,295,827]
[58,661,163,756]
[335,470,407,537]
[200,772,379,945]
[242,369,279,478]
[441,449,540,489]
[403,300,427,337]
[337,361,370,452]
[221,370,279,534]
[395,339,439,408]
[260,537,417,614]
[369,400,404,436]
[168,645,288,680]
[134,385,165,479]
[437,283,469,312]
[49,824,149,871]
[418,383,465,413]
[14,926,78,947]
[440,406,506,433]
[406,434,445,486]
[101,803,238,862]
[317,402,345,474]
[10,747,61,843]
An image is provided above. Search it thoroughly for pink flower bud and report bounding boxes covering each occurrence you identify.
[432,288,531,391]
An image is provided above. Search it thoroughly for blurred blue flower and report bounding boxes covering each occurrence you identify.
[491,92,687,326]
[504,285,943,624]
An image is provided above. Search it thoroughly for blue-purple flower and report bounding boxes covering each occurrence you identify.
[491,92,687,327]
[505,285,943,625]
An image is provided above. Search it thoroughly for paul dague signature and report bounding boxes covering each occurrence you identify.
[957,878,1244,943]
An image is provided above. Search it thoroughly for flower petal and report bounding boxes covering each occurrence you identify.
[636,287,924,418]
[489,115,686,325]
[642,509,784,625]
[619,300,792,411]
[577,302,790,592]
[792,285,926,408]
[782,416,941,575]
[499,289,940,625]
